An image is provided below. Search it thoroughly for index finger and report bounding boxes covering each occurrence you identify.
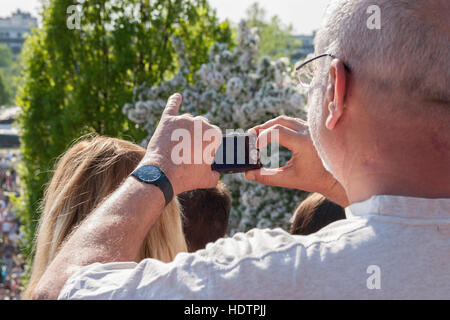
[256,124,303,150]
[162,93,183,117]
[249,116,307,136]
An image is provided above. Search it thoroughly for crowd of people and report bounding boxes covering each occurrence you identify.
[0,151,24,300]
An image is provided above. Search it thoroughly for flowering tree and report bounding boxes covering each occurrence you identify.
[124,21,308,234]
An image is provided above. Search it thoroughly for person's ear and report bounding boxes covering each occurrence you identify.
[325,59,347,130]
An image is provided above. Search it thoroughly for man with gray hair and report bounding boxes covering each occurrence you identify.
[34,0,449,300]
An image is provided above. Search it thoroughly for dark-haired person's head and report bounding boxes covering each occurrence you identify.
[290,193,346,236]
[178,181,232,252]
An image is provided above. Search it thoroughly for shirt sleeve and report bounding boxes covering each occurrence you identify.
[58,252,213,300]
[57,228,307,300]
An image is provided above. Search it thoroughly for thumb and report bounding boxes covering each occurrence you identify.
[162,93,182,117]
[245,165,294,187]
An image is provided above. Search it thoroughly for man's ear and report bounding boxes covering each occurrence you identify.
[325,59,347,130]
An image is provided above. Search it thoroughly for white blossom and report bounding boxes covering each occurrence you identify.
[124,21,308,234]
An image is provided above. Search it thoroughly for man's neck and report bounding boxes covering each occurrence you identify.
[344,167,450,204]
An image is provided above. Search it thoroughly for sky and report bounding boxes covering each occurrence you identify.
[209,0,330,34]
[0,0,330,35]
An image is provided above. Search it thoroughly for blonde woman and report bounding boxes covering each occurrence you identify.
[22,135,187,299]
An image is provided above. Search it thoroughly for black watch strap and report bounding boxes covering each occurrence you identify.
[131,165,174,206]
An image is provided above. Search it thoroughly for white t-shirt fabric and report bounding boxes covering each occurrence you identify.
[58,195,450,300]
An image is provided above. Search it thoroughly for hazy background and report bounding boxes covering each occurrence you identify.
[1,0,330,34]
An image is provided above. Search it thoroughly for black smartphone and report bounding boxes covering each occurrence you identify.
[212,133,263,174]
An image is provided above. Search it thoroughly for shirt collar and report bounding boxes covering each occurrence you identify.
[345,195,450,220]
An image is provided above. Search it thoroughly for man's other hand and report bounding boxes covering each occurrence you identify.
[245,116,349,207]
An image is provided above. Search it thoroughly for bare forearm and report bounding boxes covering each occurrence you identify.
[32,93,223,299]
[32,177,165,300]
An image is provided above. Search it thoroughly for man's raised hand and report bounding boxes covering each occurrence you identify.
[140,93,223,196]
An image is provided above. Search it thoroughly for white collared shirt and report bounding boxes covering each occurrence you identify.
[59,195,450,299]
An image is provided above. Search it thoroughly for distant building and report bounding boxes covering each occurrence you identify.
[0,107,20,148]
[291,33,315,62]
[0,9,38,56]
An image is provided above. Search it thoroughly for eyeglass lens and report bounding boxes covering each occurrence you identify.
[298,60,315,87]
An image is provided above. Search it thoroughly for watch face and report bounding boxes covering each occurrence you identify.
[135,165,162,183]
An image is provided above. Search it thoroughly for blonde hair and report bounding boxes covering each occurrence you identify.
[22,135,187,299]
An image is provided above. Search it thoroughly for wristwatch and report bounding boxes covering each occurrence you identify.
[131,165,174,206]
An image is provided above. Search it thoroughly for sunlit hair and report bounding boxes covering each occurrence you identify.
[22,135,187,299]
[315,0,449,105]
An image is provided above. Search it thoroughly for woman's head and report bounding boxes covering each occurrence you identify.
[290,193,346,236]
[24,135,187,298]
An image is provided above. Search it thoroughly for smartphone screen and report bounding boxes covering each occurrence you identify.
[212,133,263,174]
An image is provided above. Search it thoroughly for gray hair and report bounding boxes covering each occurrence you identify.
[315,0,450,105]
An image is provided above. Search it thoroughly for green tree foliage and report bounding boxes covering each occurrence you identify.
[0,44,13,68]
[0,44,14,106]
[15,0,232,275]
[245,2,302,60]
[0,70,11,106]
